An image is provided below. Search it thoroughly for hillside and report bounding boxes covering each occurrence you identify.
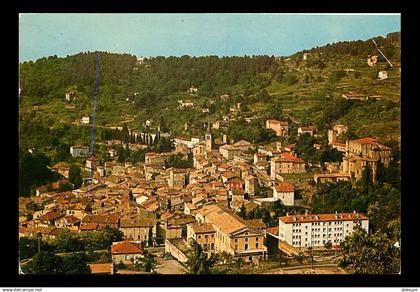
[19,32,401,157]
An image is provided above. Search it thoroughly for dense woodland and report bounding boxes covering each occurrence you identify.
[19,32,401,197]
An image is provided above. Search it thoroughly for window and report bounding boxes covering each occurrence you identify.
[249,256,252,261]
[198,235,201,239]
[256,243,259,248]
[256,237,259,241]
[245,237,248,242]
[235,238,238,242]
[245,244,248,250]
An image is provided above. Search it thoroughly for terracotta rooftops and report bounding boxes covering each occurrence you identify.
[274,182,294,193]
[266,226,279,236]
[119,217,156,228]
[111,241,143,255]
[273,153,304,163]
[89,263,113,274]
[205,208,247,235]
[244,219,267,230]
[280,212,369,224]
[189,222,215,234]
[350,137,390,150]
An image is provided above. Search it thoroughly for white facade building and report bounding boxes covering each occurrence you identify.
[272,183,295,206]
[81,116,90,124]
[278,212,369,249]
[70,145,90,157]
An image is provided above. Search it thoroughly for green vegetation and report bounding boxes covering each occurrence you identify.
[312,177,400,234]
[69,164,83,188]
[21,252,91,274]
[339,227,400,274]
[19,150,56,196]
[19,227,124,259]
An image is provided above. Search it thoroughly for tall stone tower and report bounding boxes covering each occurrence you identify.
[205,121,212,151]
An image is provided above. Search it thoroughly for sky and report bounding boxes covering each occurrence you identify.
[19,13,400,62]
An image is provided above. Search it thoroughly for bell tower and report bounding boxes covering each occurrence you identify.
[205,121,212,151]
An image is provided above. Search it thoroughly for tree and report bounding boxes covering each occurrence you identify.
[360,164,373,194]
[339,228,400,274]
[239,204,247,219]
[148,228,154,247]
[143,253,156,272]
[55,229,83,252]
[62,253,91,274]
[324,240,332,250]
[19,237,39,260]
[69,164,83,188]
[25,251,63,274]
[187,240,215,274]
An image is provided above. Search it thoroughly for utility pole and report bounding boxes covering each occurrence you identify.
[311,227,314,269]
[37,232,41,253]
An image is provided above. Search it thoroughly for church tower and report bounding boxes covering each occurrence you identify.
[205,121,212,151]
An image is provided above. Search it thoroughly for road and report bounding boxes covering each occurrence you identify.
[147,247,187,274]
[265,263,347,274]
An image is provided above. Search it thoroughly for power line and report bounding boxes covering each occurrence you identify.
[88,53,101,194]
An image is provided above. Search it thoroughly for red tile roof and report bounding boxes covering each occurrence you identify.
[350,137,390,150]
[279,212,369,224]
[266,226,279,236]
[277,153,305,163]
[274,183,294,193]
[189,222,215,234]
[89,263,113,274]
[79,223,98,231]
[111,241,143,255]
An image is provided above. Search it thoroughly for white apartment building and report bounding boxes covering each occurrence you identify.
[278,212,369,249]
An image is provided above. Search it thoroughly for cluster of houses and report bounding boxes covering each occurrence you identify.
[20,115,393,270]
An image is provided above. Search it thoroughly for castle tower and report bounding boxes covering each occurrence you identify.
[205,121,212,151]
[328,130,335,145]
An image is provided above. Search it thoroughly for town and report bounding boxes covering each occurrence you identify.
[19,23,401,275]
[19,110,397,274]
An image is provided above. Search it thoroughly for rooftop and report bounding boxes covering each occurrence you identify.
[280,212,369,224]
[189,222,215,234]
[274,182,294,193]
[111,241,143,255]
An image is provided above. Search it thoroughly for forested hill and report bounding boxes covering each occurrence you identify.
[295,31,400,60]
[19,32,401,153]
[20,52,137,100]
